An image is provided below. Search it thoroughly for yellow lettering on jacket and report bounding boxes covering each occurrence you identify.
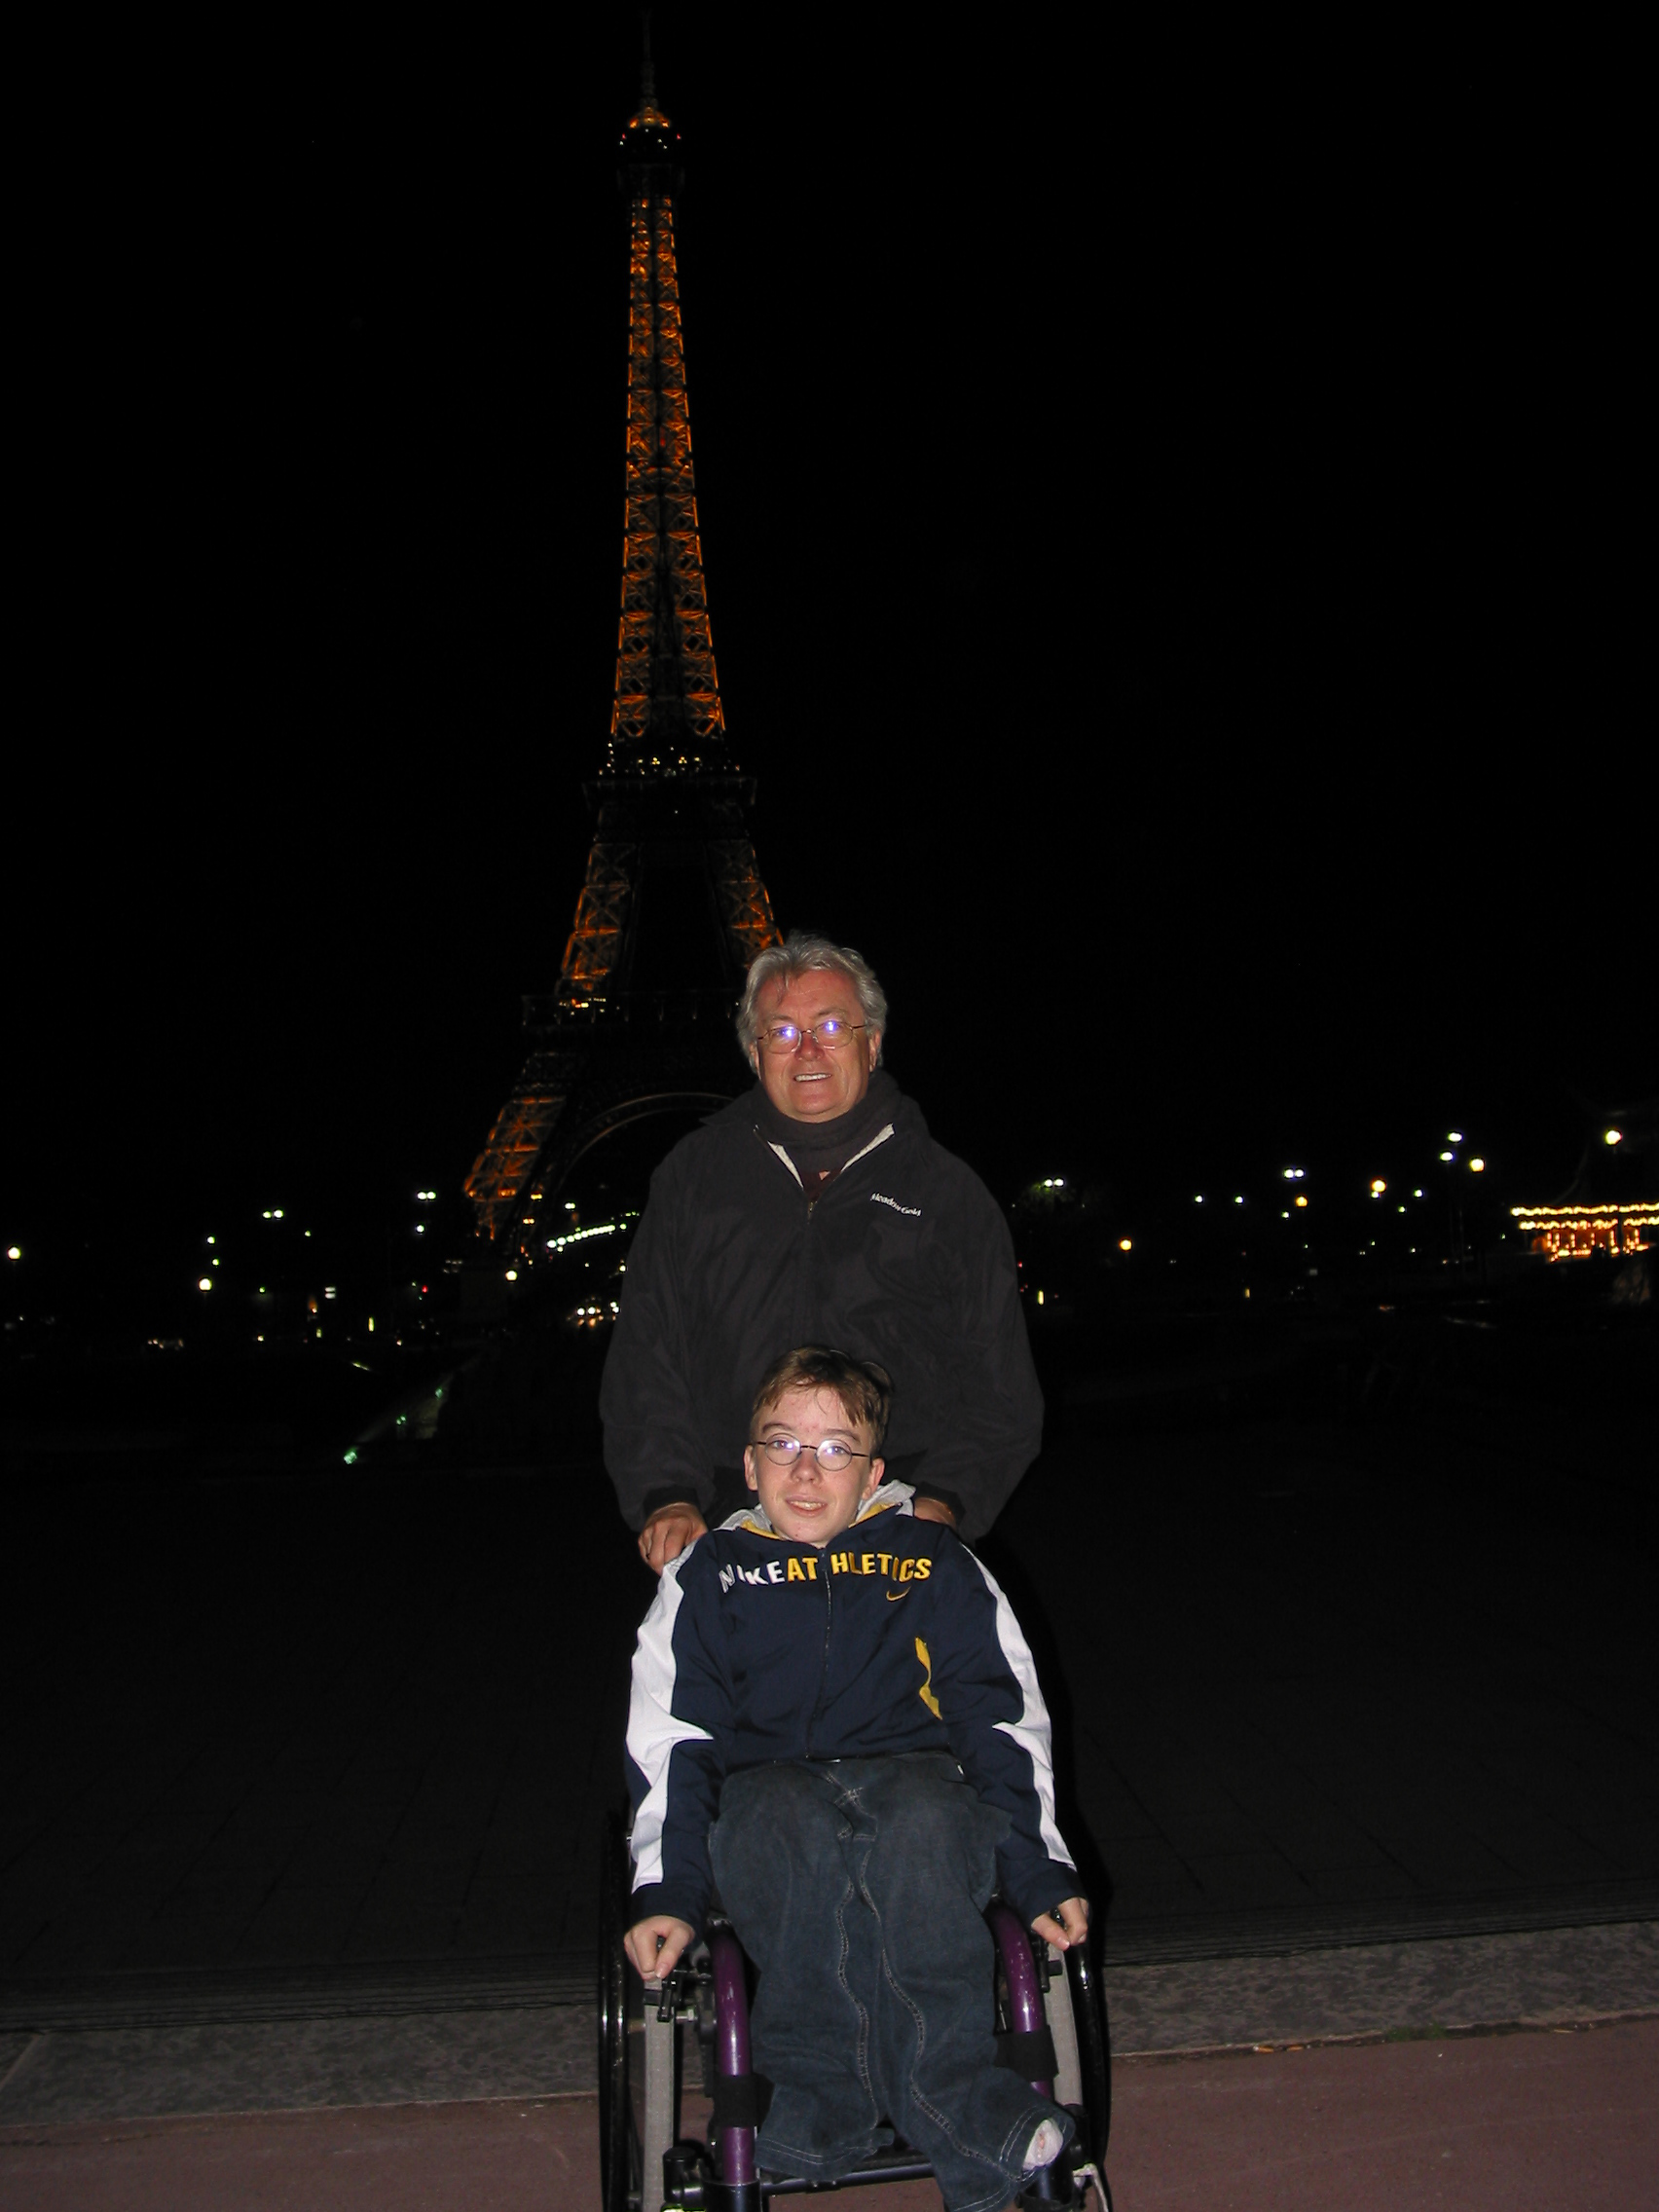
[914,1637,941,1718]
[787,1556,805,1582]
[830,1552,850,1573]
[914,1558,931,1579]
[898,1558,914,1582]
[877,1552,893,1576]
[804,1556,818,1579]
[861,1553,876,1576]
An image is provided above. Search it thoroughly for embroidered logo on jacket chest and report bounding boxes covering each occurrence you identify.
[717,1549,934,1596]
[870,1193,922,1217]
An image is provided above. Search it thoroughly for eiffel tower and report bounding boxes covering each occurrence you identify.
[464,53,780,1265]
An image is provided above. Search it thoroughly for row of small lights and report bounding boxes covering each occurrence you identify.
[20,1130,1635,1298]
[1033,1131,1501,1252]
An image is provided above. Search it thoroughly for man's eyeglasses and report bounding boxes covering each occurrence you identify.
[759,1019,866,1055]
[751,1437,873,1472]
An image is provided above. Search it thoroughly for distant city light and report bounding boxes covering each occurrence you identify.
[367,1316,375,1333]
[415,1224,425,1234]
[1282,1167,1306,1181]
[1036,1290,1045,1306]
[1469,1158,1486,1173]
[1414,1188,1424,1198]
[542,1222,620,1256]
[1295,1196,1309,1209]
[1118,1238,1132,1252]
[1235,1196,1244,1205]
[1605,1128,1623,1146]
[1194,1195,1204,1205]
[6,1246,19,1261]
[198,1276,212,1291]
[1370,1179,1386,1195]
[417,1189,438,1200]
[1448,1132,1463,1145]
[205,1236,215,1245]
[343,1449,358,1466]
[505,1269,519,1281]
[1439,1151,1455,1162]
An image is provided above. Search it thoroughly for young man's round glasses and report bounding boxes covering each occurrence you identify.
[759,1019,866,1055]
[751,1437,873,1472]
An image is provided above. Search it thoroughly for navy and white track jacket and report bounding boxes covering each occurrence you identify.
[626,1484,1077,1936]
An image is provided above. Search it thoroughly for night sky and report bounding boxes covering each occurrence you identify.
[8,11,1648,1287]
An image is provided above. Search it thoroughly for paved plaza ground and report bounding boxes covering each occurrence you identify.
[4,2020,1657,2210]
[3,1355,1656,2200]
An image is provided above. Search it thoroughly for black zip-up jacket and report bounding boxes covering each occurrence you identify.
[599,1085,1043,1543]
[625,1485,1078,1937]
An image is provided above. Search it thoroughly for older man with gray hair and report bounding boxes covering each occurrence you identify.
[601,931,1043,1568]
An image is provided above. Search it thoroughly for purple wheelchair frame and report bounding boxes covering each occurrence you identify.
[699,1899,1089,2211]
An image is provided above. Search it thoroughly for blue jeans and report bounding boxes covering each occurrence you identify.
[709,1753,1069,2212]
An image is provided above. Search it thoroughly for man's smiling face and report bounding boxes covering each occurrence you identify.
[743,1384,885,1546]
[751,969,881,1124]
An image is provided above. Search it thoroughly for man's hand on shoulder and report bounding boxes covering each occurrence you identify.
[911,1495,958,1529]
[639,1504,709,1572]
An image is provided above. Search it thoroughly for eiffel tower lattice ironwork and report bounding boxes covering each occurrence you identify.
[464,59,780,1259]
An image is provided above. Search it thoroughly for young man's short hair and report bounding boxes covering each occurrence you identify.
[751,1346,893,1452]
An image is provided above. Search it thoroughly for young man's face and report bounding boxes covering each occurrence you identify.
[744,1383,884,1547]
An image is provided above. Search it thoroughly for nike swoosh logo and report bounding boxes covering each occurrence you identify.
[887,1589,910,1602]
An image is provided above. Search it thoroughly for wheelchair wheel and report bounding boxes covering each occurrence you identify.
[1063,1940,1114,2211]
[597,1812,640,2212]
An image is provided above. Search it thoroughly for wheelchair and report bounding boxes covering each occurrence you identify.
[598,1810,1114,2212]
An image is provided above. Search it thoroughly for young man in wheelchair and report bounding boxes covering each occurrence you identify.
[625,1346,1088,2212]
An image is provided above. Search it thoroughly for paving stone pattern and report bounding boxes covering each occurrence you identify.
[1105,1916,1659,2054]
[3,1461,638,1985]
[0,2007,592,2124]
[979,1414,1659,1954]
[0,1920,1653,2125]
[4,1409,1655,1997]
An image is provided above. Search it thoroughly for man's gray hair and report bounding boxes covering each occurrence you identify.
[736,932,888,1062]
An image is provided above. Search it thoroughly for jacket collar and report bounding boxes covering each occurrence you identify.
[764,1122,894,1191]
[718,1480,916,1540]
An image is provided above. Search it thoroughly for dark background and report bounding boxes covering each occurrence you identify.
[3,11,1656,2047]
[7,7,1648,1301]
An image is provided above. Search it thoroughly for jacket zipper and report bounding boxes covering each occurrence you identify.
[803,1571,832,1759]
[756,1119,898,1342]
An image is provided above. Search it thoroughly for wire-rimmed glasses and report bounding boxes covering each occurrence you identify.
[751,1436,872,1472]
[758,1019,866,1054]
